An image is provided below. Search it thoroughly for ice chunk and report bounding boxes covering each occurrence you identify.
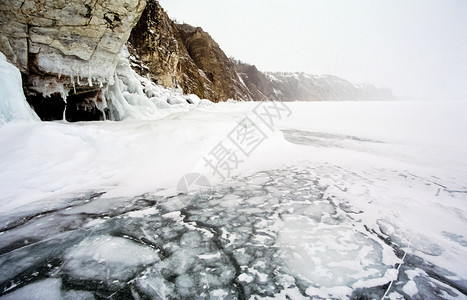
[62,235,158,286]
[402,280,418,297]
[278,214,399,298]
[103,46,198,121]
[0,52,39,124]
[62,290,95,300]
[0,278,62,300]
[210,289,229,299]
[198,252,222,260]
[133,267,167,299]
[127,206,159,218]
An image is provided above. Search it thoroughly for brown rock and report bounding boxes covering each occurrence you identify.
[128,1,254,102]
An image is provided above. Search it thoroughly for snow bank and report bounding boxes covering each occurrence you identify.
[0,52,39,124]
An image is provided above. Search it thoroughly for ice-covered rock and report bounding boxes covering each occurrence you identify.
[0,0,147,82]
[104,46,202,120]
[0,0,147,121]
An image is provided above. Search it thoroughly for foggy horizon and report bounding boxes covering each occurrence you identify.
[159,0,467,101]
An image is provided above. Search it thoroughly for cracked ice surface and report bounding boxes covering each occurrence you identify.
[1,166,465,299]
[0,101,466,299]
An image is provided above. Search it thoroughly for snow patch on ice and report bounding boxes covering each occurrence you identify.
[238,273,254,283]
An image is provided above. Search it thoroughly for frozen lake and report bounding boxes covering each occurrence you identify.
[0,101,466,299]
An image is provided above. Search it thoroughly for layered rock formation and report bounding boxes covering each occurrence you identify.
[0,0,147,120]
[128,1,253,102]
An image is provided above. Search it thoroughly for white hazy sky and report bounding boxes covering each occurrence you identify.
[159,0,467,100]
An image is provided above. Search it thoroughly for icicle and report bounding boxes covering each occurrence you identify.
[62,102,67,121]
[70,76,76,94]
[88,66,93,87]
[60,84,68,103]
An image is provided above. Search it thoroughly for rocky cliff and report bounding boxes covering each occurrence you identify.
[129,1,393,103]
[0,0,147,120]
[0,0,392,122]
[127,1,254,102]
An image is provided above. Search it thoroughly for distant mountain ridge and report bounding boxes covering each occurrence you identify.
[263,72,393,101]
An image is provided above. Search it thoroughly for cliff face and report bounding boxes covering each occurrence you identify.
[176,24,254,102]
[128,1,253,102]
[234,61,274,101]
[129,1,392,103]
[0,0,147,120]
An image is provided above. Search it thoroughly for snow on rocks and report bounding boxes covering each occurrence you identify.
[104,46,213,121]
